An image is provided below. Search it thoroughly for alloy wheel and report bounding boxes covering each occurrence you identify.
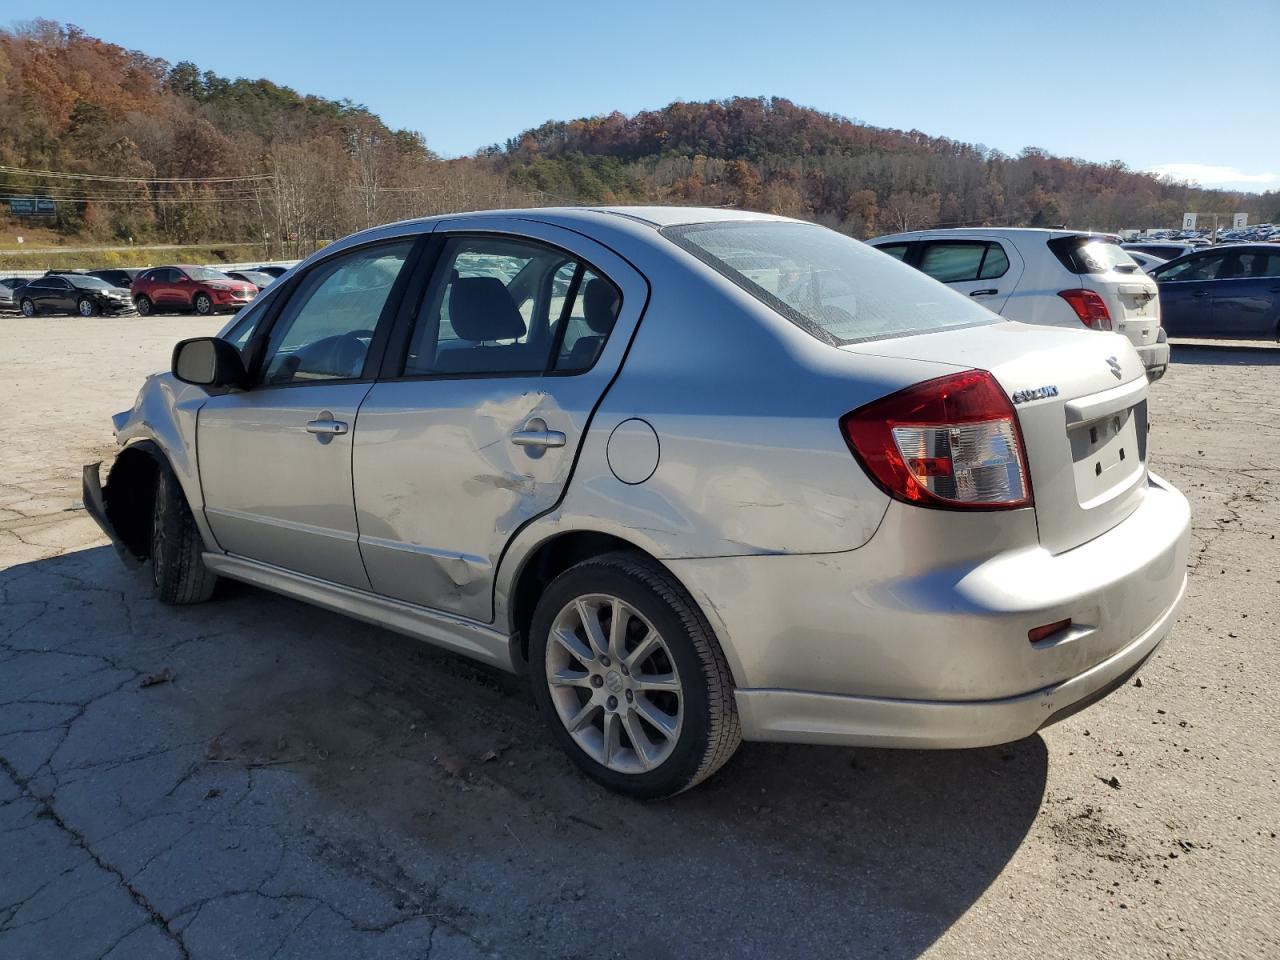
[545,593,683,774]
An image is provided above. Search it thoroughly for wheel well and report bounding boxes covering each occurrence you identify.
[103,445,161,560]
[510,531,644,663]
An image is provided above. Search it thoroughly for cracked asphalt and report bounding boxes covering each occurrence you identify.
[1,317,1278,959]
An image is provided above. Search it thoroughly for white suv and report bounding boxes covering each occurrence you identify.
[870,228,1169,381]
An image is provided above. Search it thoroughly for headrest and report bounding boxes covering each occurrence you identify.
[581,277,619,334]
[449,277,526,341]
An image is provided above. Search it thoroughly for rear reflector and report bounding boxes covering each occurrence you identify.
[1058,289,1113,330]
[841,370,1032,510]
[1028,619,1072,644]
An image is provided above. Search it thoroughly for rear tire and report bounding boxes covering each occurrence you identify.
[78,297,100,317]
[135,295,153,316]
[20,298,36,317]
[529,552,741,798]
[150,468,217,604]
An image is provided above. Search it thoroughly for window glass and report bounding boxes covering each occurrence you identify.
[875,243,910,261]
[978,243,1010,279]
[554,267,621,372]
[69,275,110,289]
[664,221,997,345]
[1156,254,1224,282]
[405,235,615,377]
[1227,251,1280,279]
[919,242,987,283]
[186,267,230,282]
[260,241,411,386]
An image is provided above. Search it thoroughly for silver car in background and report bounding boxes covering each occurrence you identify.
[85,207,1191,798]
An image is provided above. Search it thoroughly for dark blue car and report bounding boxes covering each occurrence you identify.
[1152,243,1280,339]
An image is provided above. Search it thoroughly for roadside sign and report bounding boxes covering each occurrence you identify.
[9,197,56,217]
[1232,213,1248,229]
[1182,212,1197,231]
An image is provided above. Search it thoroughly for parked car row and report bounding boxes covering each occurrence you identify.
[4,264,289,317]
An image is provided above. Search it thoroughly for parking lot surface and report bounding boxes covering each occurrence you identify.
[1,317,1277,959]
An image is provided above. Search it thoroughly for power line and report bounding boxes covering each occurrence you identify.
[0,165,273,184]
[0,194,264,204]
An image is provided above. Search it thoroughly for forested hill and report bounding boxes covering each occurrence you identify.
[489,99,1277,236]
[1,20,1274,257]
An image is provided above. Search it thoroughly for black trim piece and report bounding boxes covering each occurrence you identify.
[380,233,446,379]
[545,262,584,374]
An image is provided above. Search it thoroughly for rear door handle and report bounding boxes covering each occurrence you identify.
[1192,290,1209,298]
[511,430,566,448]
[970,288,998,297]
[511,416,566,449]
[305,414,348,436]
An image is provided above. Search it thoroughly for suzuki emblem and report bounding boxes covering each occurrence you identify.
[1106,356,1122,380]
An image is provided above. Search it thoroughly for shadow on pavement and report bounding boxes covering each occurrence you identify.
[1,544,1047,959]
[1171,342,1280,366]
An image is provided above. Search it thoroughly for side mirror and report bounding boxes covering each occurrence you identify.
[176,275,190,283]
[172,337,247,389]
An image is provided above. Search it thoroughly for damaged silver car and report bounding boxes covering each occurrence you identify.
[86,207,1191,798]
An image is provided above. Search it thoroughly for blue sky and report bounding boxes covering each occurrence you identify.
[10,0,1278,192]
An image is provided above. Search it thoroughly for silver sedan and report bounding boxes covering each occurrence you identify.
[84,207,1191,798]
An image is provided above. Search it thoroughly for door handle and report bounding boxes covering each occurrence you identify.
[970,288,998,297]
[305,413,348,436]
[1192,290,1209,298]
[511,429,566,448]
[511,416,566,450]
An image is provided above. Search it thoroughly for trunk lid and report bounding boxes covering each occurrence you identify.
[843,321,1149,553]
[1091,271,1161,351]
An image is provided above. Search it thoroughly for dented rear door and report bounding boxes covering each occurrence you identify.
[351,218,648,623]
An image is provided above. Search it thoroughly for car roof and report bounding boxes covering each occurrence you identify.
[870,226,1119,244]
[381,205,796,232]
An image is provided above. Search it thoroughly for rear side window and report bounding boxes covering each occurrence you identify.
[1048,236,1138,274]
[918,241,1010,283]
[874,243,910,261]
[664,221,999,345]
[1224,250,1280,279]
[402,235,620,377]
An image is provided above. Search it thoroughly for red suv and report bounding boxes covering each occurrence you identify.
[130,265,258,316]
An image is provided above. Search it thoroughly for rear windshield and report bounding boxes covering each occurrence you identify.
[663,221,999,345]
[1048,236,1140,275]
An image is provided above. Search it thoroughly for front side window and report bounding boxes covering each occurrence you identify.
[403,235,620,377]
[1156,254,1225,283]
[664,221,997,345]
[260,241,412,386]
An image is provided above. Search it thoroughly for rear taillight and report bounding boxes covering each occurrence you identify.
[841,370,1032,510]
[1058,289,1112,330]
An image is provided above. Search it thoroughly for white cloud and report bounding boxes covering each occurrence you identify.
[1144,163,1278,188]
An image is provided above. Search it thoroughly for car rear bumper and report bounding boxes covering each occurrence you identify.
[669,471,1191,748]
[1135,331,1170,381]
[735,573,1182,748]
